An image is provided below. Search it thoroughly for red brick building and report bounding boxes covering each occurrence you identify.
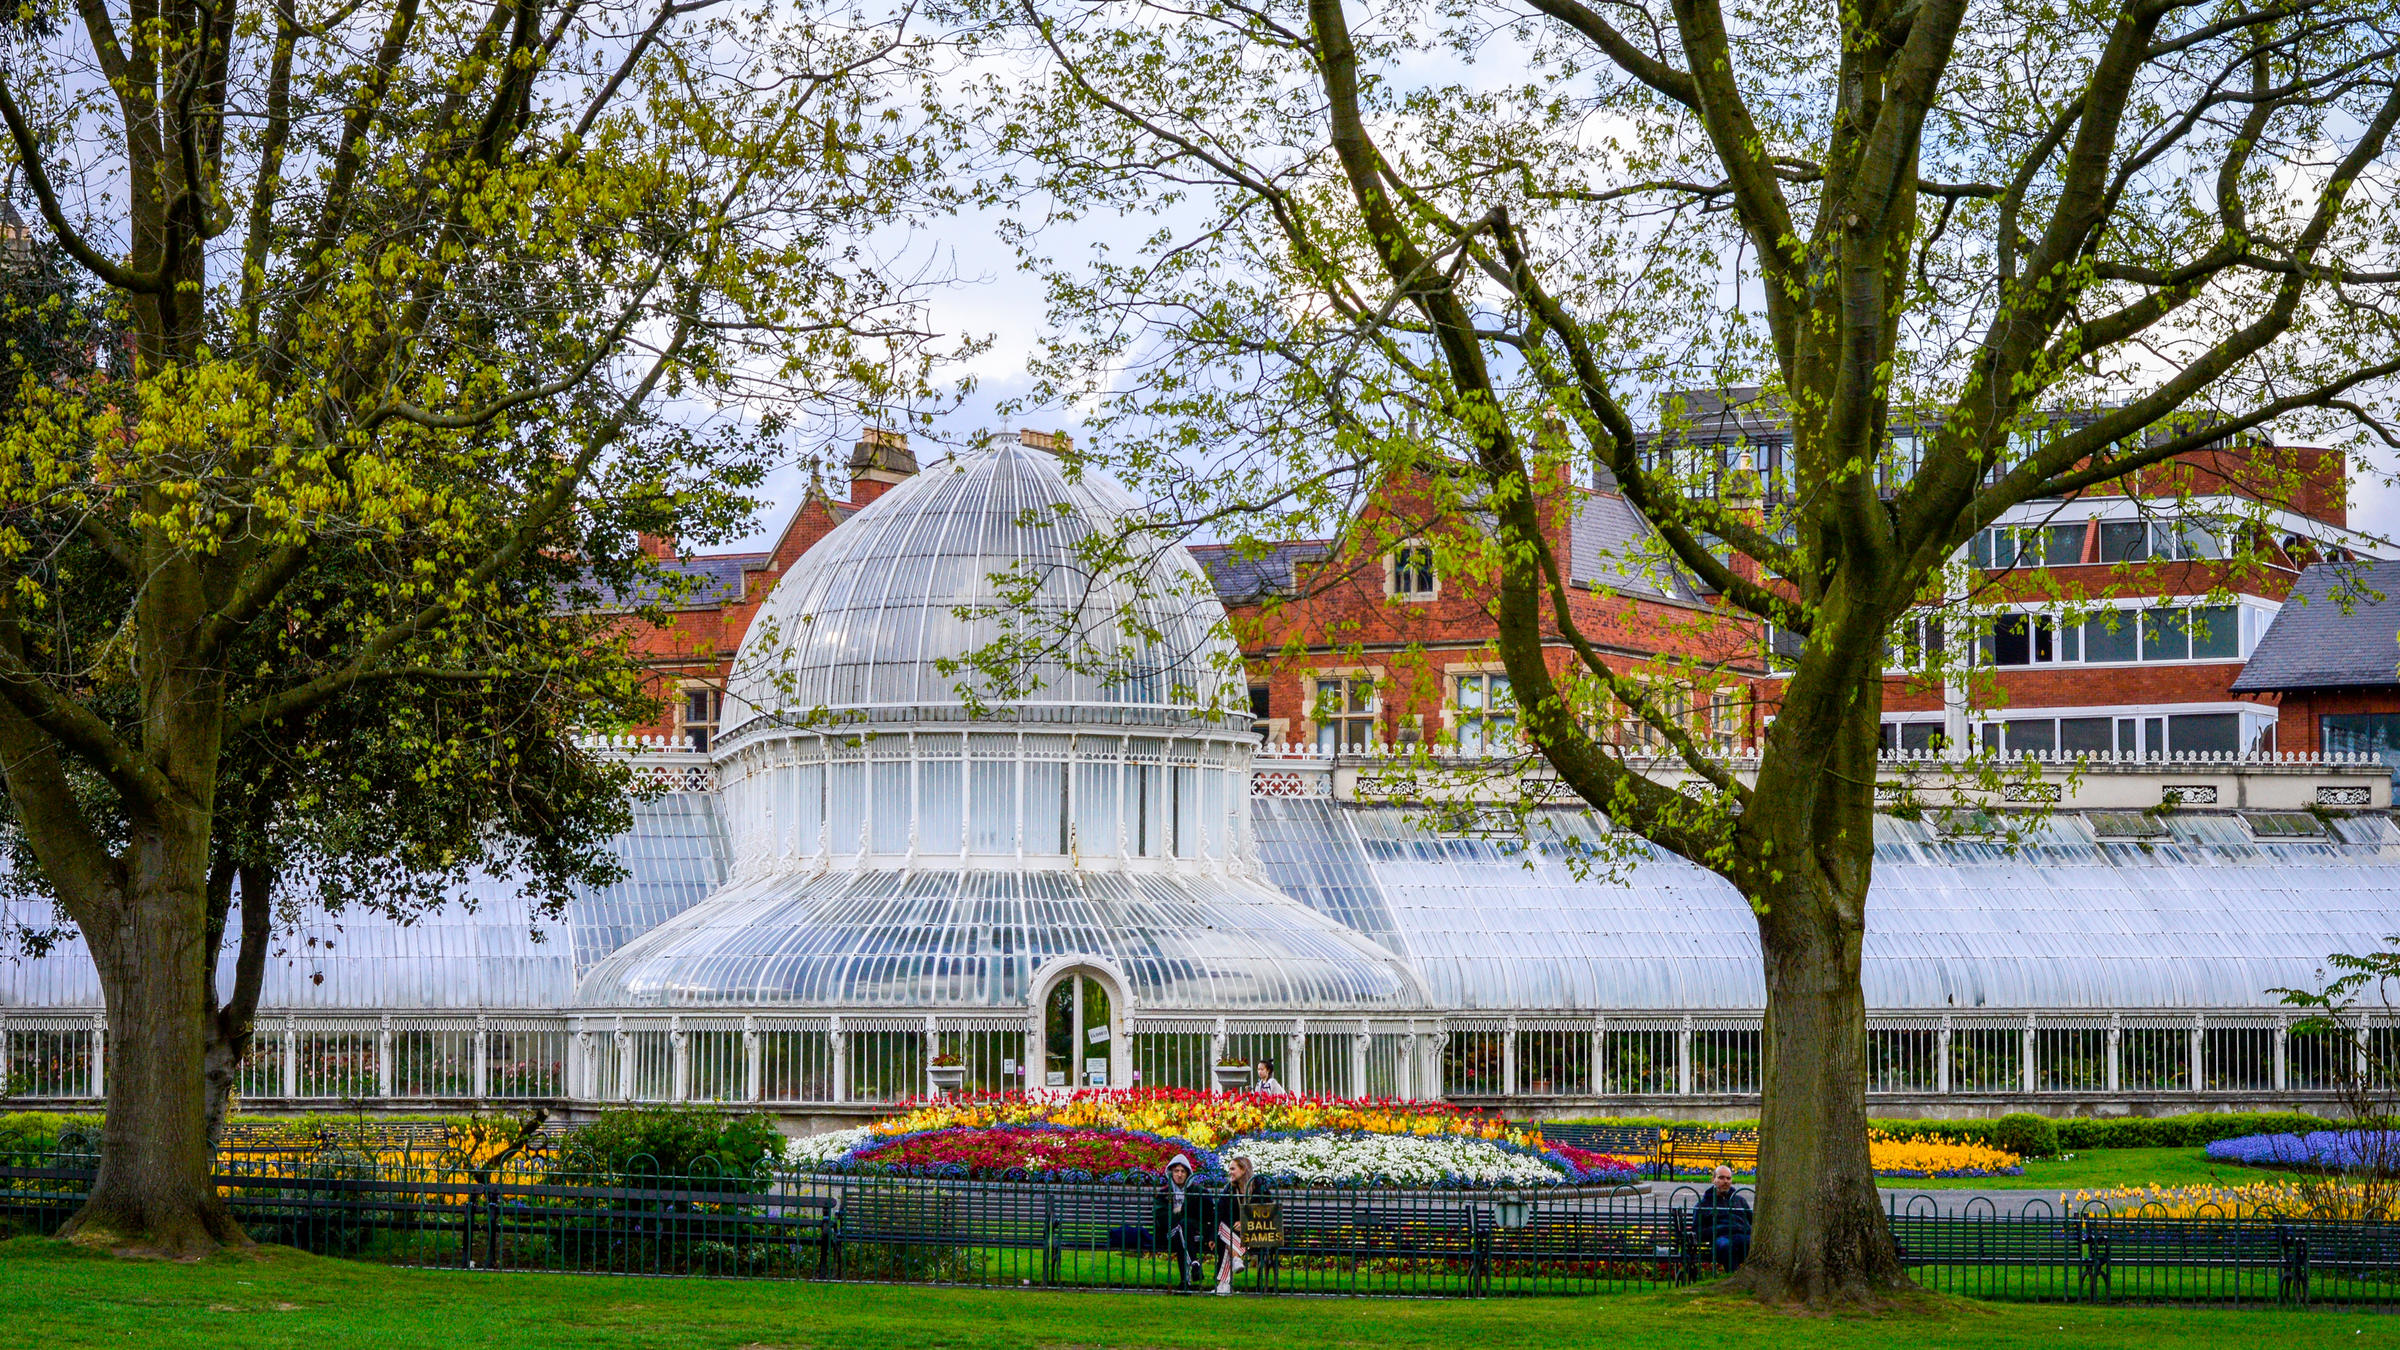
[610,418,2395,768]
[1191,467,1769,753]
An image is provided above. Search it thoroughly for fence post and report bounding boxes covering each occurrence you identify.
[1936,1016,1951,1096]
[1430,1028,1451,1099]
[829,1015,848,1105]
[1592,1016,1608,1099]
[669,1016,688,1103]
[923,1014,939,1099]
[2021,1014,2036,1097]
[1287,1022,1306,1093]
[2273,1015,2288,1092]
[378,1015,394,1100]
[1398,1025,1417,1101]
[615,1017,633,1103]
[2106,1014,2121,1094]
[1501,1017,1518,1099]
[1351,1025,1369,1098]
[474,1015,491,1101]
[282,1014,299,1099]
[744,1015,761,1103]
[2190,1013,2204,1093]
[1677,1016,1693,1096]
[90,1011,106,1100]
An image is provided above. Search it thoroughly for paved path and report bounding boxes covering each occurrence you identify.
[1877,1187,2085,1214]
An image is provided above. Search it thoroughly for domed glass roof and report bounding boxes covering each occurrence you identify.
[572,866,1422,1011]
[726,441,1246,736]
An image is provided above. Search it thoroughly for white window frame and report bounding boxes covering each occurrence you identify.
[1387,541,1439,602]
[1306,669,1384,752]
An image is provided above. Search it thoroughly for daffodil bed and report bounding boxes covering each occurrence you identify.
[1865,1130,2024,1179]
[798,1090,1643,1188]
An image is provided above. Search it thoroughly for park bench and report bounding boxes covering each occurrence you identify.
[2078,1217,2291,1300]
[1539,1124,1662,1161]
[1892,1213,2094,1295]
[2273,1220,2400,1302]
[1505,1205,1697,1284]
[1655,1128,1758,1176]
[828,1180,1158,1285]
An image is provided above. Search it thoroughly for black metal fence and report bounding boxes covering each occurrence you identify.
[2,1153,2396,1306]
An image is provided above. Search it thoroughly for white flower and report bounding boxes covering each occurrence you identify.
[787,1127,871,1165]
[1225,1132,1566,1186]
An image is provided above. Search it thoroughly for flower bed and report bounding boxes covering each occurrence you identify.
[2072,1179,2385,1219]
[1866,1131,2023,1179]
[2203,1130,2400,1172]
[817,1122,1219,1183]
[872,1087,1529,1150]
[1222,1130,1637,1188]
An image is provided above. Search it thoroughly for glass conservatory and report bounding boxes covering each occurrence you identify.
[3,438,2399,1113]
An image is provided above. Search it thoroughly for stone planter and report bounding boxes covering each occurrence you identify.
[927,1063,967,1097]
[1213,1064,1253,1095]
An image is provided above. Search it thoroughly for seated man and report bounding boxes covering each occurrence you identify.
[1692,1165,1751,1272]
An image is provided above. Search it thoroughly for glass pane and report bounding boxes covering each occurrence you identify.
[2060,717,2112,754]
[1457,675,1484,711]
[2085,611,2137,662]
[2140,607,2189,661]
[1080,977,1112,1087]
[2005,719,2056,756]
[1992,614,2030,666]
[2098,521,2148,563]
[2190,604,2238,659]
[2043,523,2086,566]
[2168,713,2238,756]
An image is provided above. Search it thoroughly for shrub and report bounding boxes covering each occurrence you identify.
[554,1107,786,1183]
[1990,1113,2058,1159]
[0,1112,102,1159]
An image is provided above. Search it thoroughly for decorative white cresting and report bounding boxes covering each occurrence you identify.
[711,441,1260,877]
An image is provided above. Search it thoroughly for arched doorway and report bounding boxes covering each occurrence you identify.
[1042,971,1116,1088]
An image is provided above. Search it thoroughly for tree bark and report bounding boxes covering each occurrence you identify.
[202,861,274,1146]
[57,825,248,1255]
[1728,877,1904,1301]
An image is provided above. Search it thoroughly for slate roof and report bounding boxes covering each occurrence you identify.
[583,551,769,612]
[1190,493,1707,608]
[1568,493,1707,605]
[2230,559,2400,692]
[1189,540,1333,604]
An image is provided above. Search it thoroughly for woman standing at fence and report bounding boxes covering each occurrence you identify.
[1154,1154,1210,1288]
[1214,1154,1269,1295]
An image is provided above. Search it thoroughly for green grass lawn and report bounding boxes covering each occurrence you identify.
[1665,1149,2237,1194]
[5,1237,2392,1350]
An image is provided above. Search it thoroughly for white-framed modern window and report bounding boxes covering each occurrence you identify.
[681,685,723,752]
[1451,671,1515,755]
[1976,602,2251,668]
[1389,543,1438,600]
[1966,706,2275,759]
[1310,674,1381,751]
[1971,515,2231,569]
[1886,614,1947,672]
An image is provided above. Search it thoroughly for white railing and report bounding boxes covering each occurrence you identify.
[1255,741,2387,771]
[8,1007,2381,1108]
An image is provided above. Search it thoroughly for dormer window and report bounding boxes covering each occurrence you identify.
[1391,543,1437,600]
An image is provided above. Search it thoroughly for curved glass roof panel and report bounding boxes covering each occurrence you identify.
[1253,803,2400,1012]
[572,864,1421,1011]
[726,442,1246,735]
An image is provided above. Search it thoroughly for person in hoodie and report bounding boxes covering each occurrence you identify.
[1152,1153,1211,1288]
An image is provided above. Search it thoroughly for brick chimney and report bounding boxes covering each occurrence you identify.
[638,531,678,560]
[847,426,918,506]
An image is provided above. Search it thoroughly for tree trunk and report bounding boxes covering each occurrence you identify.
[60,831,248,1256]
[1726,872,1904,1302]
[202,861,273,1146]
